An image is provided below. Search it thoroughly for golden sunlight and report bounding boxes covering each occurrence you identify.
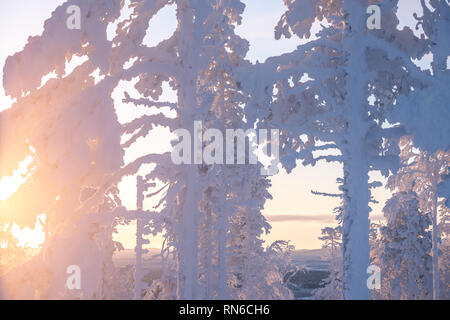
[0,156,33,202]
[0,156,43,248]
[10,214,46,248]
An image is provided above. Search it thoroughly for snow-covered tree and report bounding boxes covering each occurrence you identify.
[313,226,343,300]
[0,0,125,299]
[378,192,432,300]
[437,202,450,299]
[1,0,446,301]
[236,0,433,299]
[439,238,450,299]
[0,225,27,279]
[391,0,449,154]
[387,1,449,298]
[106,0,290,299]
[386,137,449,299]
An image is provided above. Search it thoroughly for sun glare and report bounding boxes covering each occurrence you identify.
[11,214,46,248]
[0,156,33,201]
[0,156,43,248]
[0,156,34,202]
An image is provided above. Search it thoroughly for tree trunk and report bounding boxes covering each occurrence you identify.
[342,148,371,300]
[217,209,228,299]
[341,0,371,300]
[134,176,145,300]
[176,1,201,299]
[431,179,440,300]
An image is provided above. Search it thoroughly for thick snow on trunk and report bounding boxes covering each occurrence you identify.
[217,208,228,300]
[431,181,440,300]
[134,217,144,300]
[178,168,200,299]
[134,176,146,300]
[342,147,371,300]
[341,0,371,300]
[176,2,200,299]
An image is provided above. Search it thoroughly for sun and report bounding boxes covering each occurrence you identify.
[0,156,45,248]
[10,215,46,248]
